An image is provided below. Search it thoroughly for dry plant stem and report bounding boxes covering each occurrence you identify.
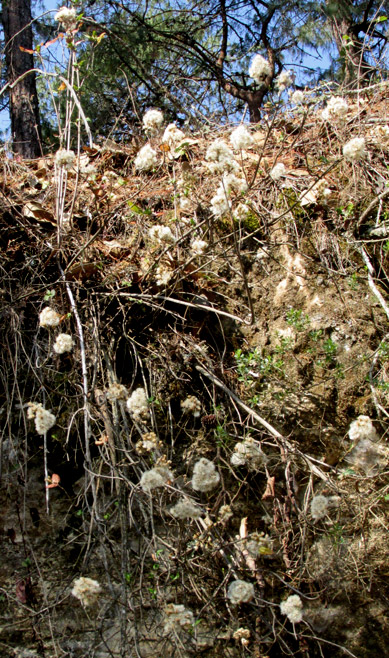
[248,111,279,189]
[0,69,93,147]
[59,267,97,511]
[343,80,389,94]
[222,179,255,325]
[196,364,331,482]
[358,245,389,320]
[94,388,117,470]
[301,633,358,658]
[197,517,239,578]
[54,45,82,239]
[43,429,49,514]
[64,50,75,150]
[111,292,250,324]
[239,516,265,594]
[120,67,142,126]
[66,61,82,227]
[143,217,209,280]
[64,226,103,275]
[266,158,342,228]
[56,49,81,237]
[58,73,93,147]
[369,332,389,419]
[39,386,50,514]
[356,188,389,230]
[55,166,67,243]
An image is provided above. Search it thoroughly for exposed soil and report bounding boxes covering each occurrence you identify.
[1,87,389,657]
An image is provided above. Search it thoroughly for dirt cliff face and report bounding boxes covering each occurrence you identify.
[1,88,389,657]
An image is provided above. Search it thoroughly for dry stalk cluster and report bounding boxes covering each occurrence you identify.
[1,79,389,658]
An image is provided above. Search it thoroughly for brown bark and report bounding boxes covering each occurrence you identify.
[326,0,374,87]
[331,17,369,85]
[2,0,41,158]
[247,89,266,123]
[221,79,270,123]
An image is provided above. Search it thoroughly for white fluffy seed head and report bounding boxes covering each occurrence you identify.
[39,307,61,328]
[249,54,271,83]
[291,90,305,105]
[135,431,162,454]
[233,628,250,645]
[210,189,230,217]
[156,263,173,287]
[134,144,158,171]
[106,383,129,402]
[348,415,377,442]
[230,437,267,471]
[234,203,250,222]
[148,224,175,244]
[140,465,173,492]
[143,109,164,133]
[218,504,233,522]
[35,408,56,435]
[206,139,233,162]
[179,196,191,212]
[55,6,77,32]
[205,140,237,173]
[245,532,272,557]
[343,137,366,161]
[346,437,385,473]
[71,577,101,606]
[371,124,389,145]
[270,162,286,180]
[164,604,194,633]
[162,123,186,149]
[191,458,220,492]
[53,333,74,354]
[169,498,202,520]
[321,96,348,122]
[280,594,303,623]
[27,402,56,435]
[55,149,76,170]
[222,172,247,195]
[275,70,294,92]
[190,239,208,256]
[230,125,253,150]
[310,495,329,521]
[181,395,201,417]
[227,580,255,605]
[126,388,149,421]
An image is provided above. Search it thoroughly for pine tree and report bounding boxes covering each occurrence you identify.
[2,0,42,157]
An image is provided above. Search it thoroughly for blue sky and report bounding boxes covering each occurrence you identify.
[0,1,332,139]
[0,0,60,134]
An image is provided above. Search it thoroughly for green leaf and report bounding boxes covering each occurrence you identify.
[44,289,56,301]
[127,202,151,215]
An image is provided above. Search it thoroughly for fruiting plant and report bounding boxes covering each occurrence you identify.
[1,26,389,658]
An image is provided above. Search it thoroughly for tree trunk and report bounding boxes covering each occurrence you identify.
[331,16,369,86]
[326,0,373,87]
[221,80,269,123]
[2,0,41,158]
[247,88,268,123]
